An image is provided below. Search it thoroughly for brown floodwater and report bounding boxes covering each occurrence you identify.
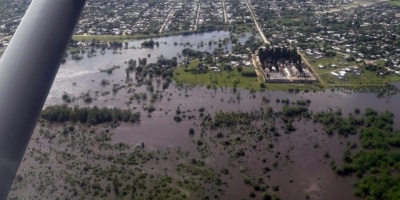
[45,82,396,200]
[10,31,400,200]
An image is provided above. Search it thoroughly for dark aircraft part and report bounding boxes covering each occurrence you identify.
[0,0,85,198]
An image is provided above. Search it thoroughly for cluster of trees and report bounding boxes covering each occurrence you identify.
[212,111,266,128]
[100,65,120,75]
[183,62,210,75]
[127,59,137,69]
[324,50,337,57]
[141,39,159,48]
[138,58,147,66]
[125,59,137,77]
[244,36,263,53]
[313,109,362,136]
[70,39,124,50]
[241,71,257,77]
[41,105,140,125]
[317,108,400,199]
[109,41,124,49]
[258,46,303,72]
[192,63,209,74]
[157,56,177,68]
[182,48,210,59]
[135,61,174,79]
[130,57,174,91]
[282,106,309,118]
[365,64,384,72]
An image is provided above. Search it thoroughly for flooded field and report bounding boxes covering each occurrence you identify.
[7,31,400,200]
[47,31,252,105]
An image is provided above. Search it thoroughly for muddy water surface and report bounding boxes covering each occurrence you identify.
[12,31,400,200]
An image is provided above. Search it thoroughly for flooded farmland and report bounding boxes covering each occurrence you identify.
[8,31,400,200]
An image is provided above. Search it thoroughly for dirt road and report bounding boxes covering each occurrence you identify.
[244,0,270,45]
[194,1,201,31]
[159,1,177,33]
[222,0,228,23]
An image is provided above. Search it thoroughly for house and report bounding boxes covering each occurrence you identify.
[330,72,339,76]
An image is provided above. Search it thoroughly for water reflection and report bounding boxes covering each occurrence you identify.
[48,31,251,103]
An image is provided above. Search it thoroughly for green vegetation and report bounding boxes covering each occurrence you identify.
[263,83,324,91]
[125,56,175,93]
[308,55,355,75]
[320,69,400,86]
[41,105,140,124]
[174,59,263,90]
[100,65,120,74]
[11,119,227,199]
[177,161,225,199]
[282,106,309,118]
[389,0,400,7]
[174,58,323,91]
[175,50,399,92]
[141,39,158,48]
[316,109,400,199]
[17,93,400,200]
[201,106,400,199]
[241,68,258,77]
[306,55,400,89]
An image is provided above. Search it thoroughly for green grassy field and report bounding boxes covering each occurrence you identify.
[307,55,357,75]
[306,53,400,88]
[175,56,398,92]
[228,24,256,34]
[389,0,400,6]
[322,70,400,86]
[174,60,262,90]
[174,59,325,91]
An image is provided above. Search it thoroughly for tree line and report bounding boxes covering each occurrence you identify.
[41,105,141,125]
[315,108,400,200]
[141,39,159,48]
[182,48,211,58]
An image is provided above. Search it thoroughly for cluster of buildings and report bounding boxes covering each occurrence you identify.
[330,67,361,80]
[261,61,317,83]
[0,0,257,37]
[161,0,253,32]
[254,48,317,83]
[76,0,177,35]
[207,54,253,73]
[0,0,29,37]
[159,0,228,32]
[247,0,400,80]
[309,4,400,78]
[225,0,250,24]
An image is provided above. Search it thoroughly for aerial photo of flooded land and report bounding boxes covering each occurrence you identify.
[1,0,400,199]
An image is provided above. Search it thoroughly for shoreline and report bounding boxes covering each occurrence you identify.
[72,28,233,42]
